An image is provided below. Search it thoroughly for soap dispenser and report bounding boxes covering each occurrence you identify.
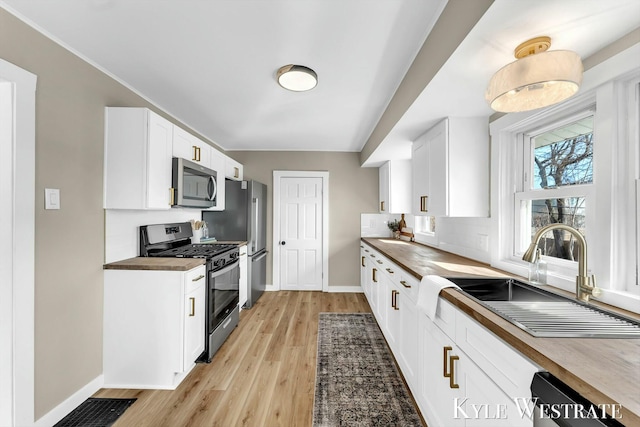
[528,248,547,285]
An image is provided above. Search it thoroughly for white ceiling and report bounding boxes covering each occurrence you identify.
[2,0,639,158]
[0,0,446,152]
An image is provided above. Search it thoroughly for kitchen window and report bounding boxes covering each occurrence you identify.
[414,215,436,245]
[514,112,595,267]
[492,70,640,311]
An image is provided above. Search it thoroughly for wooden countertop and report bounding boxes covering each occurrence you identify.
[103,241,246,271]
[103,257,205,271]
[362,237,640,425]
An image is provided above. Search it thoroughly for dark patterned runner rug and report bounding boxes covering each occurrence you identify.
[312,313,423,427]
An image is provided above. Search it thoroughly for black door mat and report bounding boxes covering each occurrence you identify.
[54,398,137,427]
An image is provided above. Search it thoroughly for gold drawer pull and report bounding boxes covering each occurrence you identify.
[192,275,205,282]
[444,346,452,377]
[234,166,239,178]
[376,260,383,265]
[386,268,394,274]
[392,290,399,310]
[449,355,459,389]
[189,297,195,316]
[400,280,411,288]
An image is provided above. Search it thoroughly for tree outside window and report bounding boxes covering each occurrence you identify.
[526,115,593,262]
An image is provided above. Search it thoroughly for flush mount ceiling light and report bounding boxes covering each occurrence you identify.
[485,36,583,113]
[276,64,317,92]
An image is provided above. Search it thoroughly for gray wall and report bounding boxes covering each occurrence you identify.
[228,151,378,287]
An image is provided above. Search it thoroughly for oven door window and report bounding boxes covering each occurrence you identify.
[209,263,239,331]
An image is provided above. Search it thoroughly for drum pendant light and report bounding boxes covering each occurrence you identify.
[485,37,583,113]
[276,64,318,92]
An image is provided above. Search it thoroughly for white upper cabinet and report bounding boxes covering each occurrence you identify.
[104,107,173,210]
[225,157,244,181]
[172,125,211,169]
[412,117,489,217]
[379,160,412,214]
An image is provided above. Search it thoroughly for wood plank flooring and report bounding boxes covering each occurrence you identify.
[94,291,374,426]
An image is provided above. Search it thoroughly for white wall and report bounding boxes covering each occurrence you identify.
[105,208,204,263]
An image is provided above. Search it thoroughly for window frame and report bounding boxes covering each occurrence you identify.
[490,66,640,313]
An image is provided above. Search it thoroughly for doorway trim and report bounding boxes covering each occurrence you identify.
[0,58,37,426]
[272,171,329,292]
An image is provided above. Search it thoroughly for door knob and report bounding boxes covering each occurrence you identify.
[281,241,286,245]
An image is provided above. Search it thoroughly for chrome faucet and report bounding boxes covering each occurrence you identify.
[522,223,601,303]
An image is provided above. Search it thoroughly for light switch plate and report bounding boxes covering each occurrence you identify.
[45,188,60,210]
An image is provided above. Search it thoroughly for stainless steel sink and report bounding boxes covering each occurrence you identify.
[446,277,640,338]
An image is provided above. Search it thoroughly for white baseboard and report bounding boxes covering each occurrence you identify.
[35,375,104,427]
[327,286,363,293]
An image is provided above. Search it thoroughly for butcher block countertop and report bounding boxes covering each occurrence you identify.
[103,257,205,271]
[362,237,640,425]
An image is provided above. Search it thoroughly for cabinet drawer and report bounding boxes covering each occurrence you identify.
[184,265,206,294]
[433,298,457,341]
[397,271,419,302]
[455,309,540,399]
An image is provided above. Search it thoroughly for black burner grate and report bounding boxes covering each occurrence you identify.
[154,243,237,258]
[54,398,136,427]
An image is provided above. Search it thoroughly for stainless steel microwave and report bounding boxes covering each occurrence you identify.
[171,157,218,208]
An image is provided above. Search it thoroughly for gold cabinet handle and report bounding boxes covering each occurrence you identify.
[420,195,429,212]
[192,274,205,282]
[192,145,198,161]
[386,268,394,274]
[376,260,383,265]
[400,280,411,288]
[392,290,399,310]
[380,201,385,211]
[234,166,239,178]
[443,346,452,377]
[364,249,369,253]
[361,256,366,267]
[449,355,459,389]
[372,268,377,283]
[169,187,175,206]
[189,297,195,317]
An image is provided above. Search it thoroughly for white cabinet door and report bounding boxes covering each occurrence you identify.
[412,139,429,215]
[104,107,173,210]
[147,111,174,209]
[208,149,226,211]
[239,245,248,309]
[380,160,412,214]
[417,313,464,427]
[172,125,211,168]
[379,161,390,213]
[360,247,370,298]
[183,269,206,370]
[383,274,400,350]
[412,117,489,217]
[395,289,419,389]
[225,157,243,181]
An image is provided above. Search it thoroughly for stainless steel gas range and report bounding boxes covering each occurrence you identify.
[140,222,240,362]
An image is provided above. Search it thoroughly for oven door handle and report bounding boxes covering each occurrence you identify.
[210,259,239,277]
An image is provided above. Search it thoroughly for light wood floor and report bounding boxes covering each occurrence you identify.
[95,291,374,427]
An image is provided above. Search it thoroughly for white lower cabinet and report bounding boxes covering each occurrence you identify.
[360,243,538,427]
[104,265,206,389]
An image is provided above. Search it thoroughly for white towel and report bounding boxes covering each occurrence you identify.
[416,275,460,321]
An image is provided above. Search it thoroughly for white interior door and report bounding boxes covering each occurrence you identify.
[278,176,323,291]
